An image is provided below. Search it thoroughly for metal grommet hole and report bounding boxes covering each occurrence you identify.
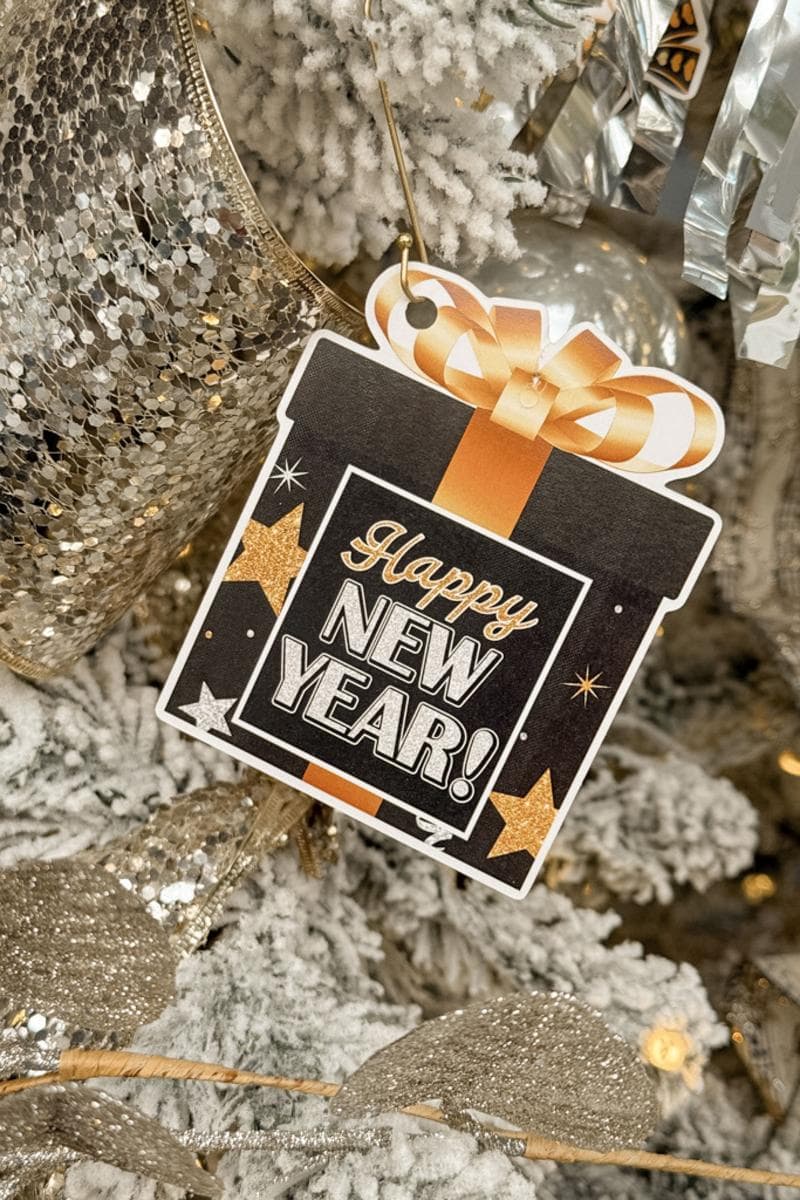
[405,298,437,329]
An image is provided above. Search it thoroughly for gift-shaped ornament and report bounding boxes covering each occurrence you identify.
[158,265,723,897]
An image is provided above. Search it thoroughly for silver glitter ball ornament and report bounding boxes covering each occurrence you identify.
[468,211,689,373]
[0,0,363,680]
[332,991,659,1151]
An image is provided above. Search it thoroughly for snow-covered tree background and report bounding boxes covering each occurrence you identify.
[2,0,800,1197]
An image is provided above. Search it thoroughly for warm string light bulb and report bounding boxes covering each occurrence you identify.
[741,872,777,903]
[778,749,800,777]
[641,1026,694,1074]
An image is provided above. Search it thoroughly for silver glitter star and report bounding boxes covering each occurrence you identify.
[271,457,307,493]
[178,683,237,735]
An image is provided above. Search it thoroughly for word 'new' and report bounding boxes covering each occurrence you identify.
[270,582,504,787]
[319,580,502,705]
[341,520,539,641]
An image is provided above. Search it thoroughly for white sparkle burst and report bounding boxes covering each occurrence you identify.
[271,457,307,493]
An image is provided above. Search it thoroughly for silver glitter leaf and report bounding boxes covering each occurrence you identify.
[0,1156,82,1200]
[176,1126,392,1155]
[331,991,659,1151]
[0,859,177,1039]
[0,1084,220,1196]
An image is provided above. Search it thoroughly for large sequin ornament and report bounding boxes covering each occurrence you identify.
[332,991,659,1151]
[0,0,363,679]
[0,859,177,1052]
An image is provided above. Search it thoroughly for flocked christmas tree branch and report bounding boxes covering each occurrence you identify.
[2,1047,799,1190]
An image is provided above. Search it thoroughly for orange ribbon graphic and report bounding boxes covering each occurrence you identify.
[373,268,718,473]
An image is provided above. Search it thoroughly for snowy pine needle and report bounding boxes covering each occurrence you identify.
[199,0,594,266]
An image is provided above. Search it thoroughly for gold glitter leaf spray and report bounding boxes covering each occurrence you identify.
[0,859,177,1043]
[332,991,658,1150]
[0,1084,220,1197]
[3,995,800,1191]
[0,778,312,1052]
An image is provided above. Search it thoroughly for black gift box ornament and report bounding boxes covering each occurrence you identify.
[159,263,723,898]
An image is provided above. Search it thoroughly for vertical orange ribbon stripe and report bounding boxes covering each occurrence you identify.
[433,410,552,538]
[302,764,382,817]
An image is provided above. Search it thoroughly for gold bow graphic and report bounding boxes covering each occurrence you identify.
[371,267,720,476]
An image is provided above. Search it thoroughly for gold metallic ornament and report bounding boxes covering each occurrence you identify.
[0,0,363,679]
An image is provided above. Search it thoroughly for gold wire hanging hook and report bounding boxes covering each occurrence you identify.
[364,0,429,303]
[397,232,417,302]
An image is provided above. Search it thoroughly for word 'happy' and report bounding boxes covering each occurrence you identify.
[341,520,539,641]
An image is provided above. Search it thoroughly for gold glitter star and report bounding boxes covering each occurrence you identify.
[224,504,306,615]
[562,665,609,707]
[488,769,557,860]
